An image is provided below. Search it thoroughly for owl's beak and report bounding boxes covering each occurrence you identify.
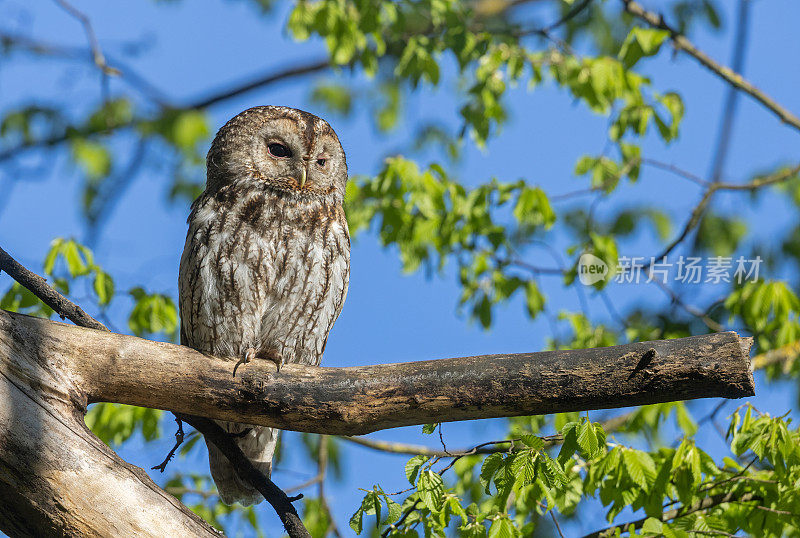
[299,167,307,189]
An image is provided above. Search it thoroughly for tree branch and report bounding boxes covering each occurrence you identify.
[341,433,563,457]
[647,164,800,268]
[0,245,107,331]
[0,57,330,164]
[621,0,800,134]
[582,491,757,538]
[0,308,754,436]
[52,0,120,76]
[175,413,310,538]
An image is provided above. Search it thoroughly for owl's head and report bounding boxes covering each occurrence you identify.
[206,106,347,202]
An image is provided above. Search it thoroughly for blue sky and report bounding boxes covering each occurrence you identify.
[1,0,800,535]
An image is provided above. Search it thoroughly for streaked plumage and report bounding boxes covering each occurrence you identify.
[178,106,350,505]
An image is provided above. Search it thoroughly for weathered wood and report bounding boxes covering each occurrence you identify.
[0,309,754,438]
[0,310,219,537]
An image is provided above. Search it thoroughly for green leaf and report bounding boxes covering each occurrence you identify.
[488,516,517,538]
[349,505,364,534]
[93,270,115,306]
[71,139,112,180]
[417,471,445,512]
[618,28,669,69]
[422,423,438,435]
[577,420,599,457]
[519,434,544,451]
[405,455,428,485]
[513,186,555,228]
[623,449,656,491]
[480,453,504,494]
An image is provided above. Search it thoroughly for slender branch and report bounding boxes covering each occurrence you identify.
[186,59,330,110]
[0,32,170,104]
[151,415,185,473]
[175,413,310,538]
[621,0,800,134]
[646,188,715,268]
[650,278,725,332]
[752,341,800,370]
[641,158,710,188]
[543,0,593,32]
[0,57,330,164]
[341,434,562,457]
[164,486,219,500]
[316,435,343,538]
[582,491,757,538]
[0,245,107,331]
[52,0,119,76]
[708,0,751,183]
[646,164,800,268]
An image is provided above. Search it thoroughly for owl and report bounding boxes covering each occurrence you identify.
[178,106,350,506]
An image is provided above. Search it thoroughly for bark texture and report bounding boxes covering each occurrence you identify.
[0,310,218,537]
[3,308,754,437]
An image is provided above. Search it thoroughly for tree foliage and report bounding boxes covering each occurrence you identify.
[2,0,800,536]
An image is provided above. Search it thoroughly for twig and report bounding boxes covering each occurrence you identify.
[151,415,185,473]
[164,486,219,500]
[52,0,120,76]
[708,0,751,183]
[0,32,170,104]
[544,0,593,32]
[0,245,107,331]
[0,58,330,164]
[341,434,563,458]
[175,413,310,538]
[752,341,800,370]
[641,158,710,188]
[582,491,757,538]
[650,278,725,332]
[646,164,800,269]
[548,508,566,538]
[316,435,343,538]
[621,0,800,134]
[186,59,330,110]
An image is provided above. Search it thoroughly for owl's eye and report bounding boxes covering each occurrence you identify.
[316,159,326,167]
[267,143,292,158]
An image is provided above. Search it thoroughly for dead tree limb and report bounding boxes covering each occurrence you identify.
[1,309,754,437]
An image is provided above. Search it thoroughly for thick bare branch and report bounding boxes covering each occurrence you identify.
[0,310,217,537]
[0,309,754,436]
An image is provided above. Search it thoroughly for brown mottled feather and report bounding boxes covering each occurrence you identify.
[178,106,350,505]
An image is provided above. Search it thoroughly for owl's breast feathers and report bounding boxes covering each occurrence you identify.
[178,184,350,366]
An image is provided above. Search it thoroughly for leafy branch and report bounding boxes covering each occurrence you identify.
[621,0,800,133]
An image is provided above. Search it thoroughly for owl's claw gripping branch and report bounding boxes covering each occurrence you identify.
[232,348,257,377]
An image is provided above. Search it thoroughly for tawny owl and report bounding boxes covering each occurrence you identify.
[178,106,350,506]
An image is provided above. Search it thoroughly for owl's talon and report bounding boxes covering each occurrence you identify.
[232,348,257,378]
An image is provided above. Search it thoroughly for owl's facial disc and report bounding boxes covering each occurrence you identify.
[206,106,346,201]
[254,126,344,199]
